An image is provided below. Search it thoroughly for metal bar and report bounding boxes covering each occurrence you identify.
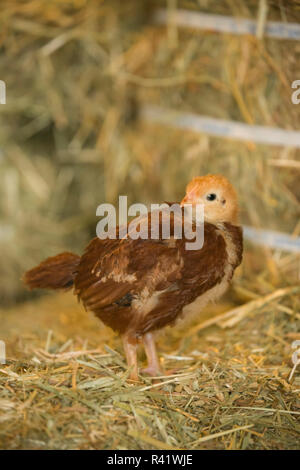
[154,9,300,41]
[141,105,300,148]
[243,226,300,253]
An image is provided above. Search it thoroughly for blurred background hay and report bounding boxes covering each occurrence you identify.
[0,0,299,303]
[0,0,300,451]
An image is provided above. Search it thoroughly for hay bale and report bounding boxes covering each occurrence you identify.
[0,0,299,304]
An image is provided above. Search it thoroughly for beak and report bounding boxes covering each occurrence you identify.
[180,195,190,206]
[180,189,198,207]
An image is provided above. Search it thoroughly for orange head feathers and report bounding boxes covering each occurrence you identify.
[181,174,239,225]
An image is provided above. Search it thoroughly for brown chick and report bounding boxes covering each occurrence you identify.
[23,174,243,381]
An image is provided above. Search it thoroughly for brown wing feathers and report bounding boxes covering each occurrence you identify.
[138,224,229,334]
[73,215,234,336]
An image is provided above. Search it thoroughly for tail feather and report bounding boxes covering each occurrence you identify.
[23,252,81,291]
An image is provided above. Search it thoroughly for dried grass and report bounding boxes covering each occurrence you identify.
[0,258,299,450]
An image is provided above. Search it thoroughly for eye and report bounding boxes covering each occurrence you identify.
[206,193,217,201]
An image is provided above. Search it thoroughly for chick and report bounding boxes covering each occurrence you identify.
[23,174,243,380]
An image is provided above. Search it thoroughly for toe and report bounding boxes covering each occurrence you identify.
[140,366,161,377]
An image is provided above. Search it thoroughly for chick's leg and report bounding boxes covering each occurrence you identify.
[122,335,138,381]
[141,332,161,377]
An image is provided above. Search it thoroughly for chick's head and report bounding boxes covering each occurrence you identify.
[181,174,239,225]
